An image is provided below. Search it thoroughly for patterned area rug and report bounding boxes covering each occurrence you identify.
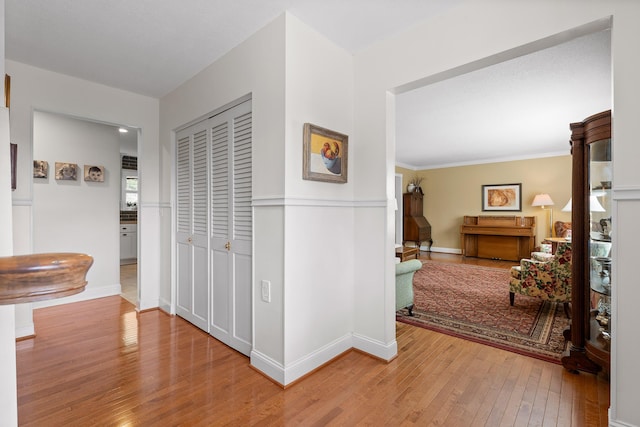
[396,260,570,363]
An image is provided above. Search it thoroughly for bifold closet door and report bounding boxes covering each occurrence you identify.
[209,100,252,356]
[175,98,252,356]
[175,120,210,331]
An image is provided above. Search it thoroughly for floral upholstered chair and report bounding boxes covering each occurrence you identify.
[554,221,572,238]
[509,242,572,317]
[396,259,422,316]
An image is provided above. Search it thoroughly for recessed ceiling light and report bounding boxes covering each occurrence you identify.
[119,128,128,133]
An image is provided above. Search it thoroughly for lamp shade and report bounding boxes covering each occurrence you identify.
[561,196,606,212]
[590,195,606,212]
[532,193,554,207]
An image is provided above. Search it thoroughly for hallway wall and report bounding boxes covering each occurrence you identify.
[32,111,121,306]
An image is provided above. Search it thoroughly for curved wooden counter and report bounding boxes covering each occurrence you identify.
[0,253,93,305]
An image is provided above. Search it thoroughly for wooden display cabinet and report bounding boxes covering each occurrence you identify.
[561,110,612,376]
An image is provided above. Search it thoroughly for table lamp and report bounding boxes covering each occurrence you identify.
[561,196,606,213]
[532,193,554,236]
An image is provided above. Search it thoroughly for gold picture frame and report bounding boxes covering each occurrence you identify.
[302,123,348,183]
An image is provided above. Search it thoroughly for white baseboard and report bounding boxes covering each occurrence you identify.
[251,333,354,386]
[250,332,398,386]
[32,284,122,309]
[250,350,286,385]
[158,298,172,314]
[608,407,635,427]
[352,333,397,361]
[15,324,35,339]
[427,246,462,254]
[403,243,462,254]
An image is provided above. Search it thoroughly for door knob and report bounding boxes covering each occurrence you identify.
[225,241,231,251]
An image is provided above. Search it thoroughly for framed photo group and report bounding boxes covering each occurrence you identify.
[33,160,105,182]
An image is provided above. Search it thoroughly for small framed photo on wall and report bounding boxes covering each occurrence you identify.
[55,162,78,181]
[84,165,105,182]
[33,160,49,179]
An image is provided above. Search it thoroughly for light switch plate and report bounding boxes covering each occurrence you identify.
[261,280,271,303]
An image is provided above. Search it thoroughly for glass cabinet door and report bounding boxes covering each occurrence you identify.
[587,136,612,364]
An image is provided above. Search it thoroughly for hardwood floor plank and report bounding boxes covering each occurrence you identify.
[469,351,514,425]
[453,346,507,425]
[478,352,521,425]
[557,371,576,426]
[498,354,535,426]
[16,291,609,426]
[541,367,563,426]
[513,364,542,424]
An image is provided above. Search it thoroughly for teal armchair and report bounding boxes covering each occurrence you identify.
[396,259,423,316]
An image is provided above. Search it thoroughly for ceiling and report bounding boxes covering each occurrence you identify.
[5,1,611,168]
[5,0,464,98]
[396,29,611,169]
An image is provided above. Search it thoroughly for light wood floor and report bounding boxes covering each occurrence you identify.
[17,266,609,426]
[120,263,137,305]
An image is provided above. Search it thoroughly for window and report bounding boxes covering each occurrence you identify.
[122,169,138,210]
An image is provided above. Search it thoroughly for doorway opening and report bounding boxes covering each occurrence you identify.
[31,110,141,307]
[119,129,139,305]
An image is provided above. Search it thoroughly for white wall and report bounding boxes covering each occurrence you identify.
[4,59,158,424]
[31,111,120,307]
[160,13,360,385]
[6,60,160,311]
[1,0,18,422]
[160,14,288,376]
[0,106,17,425]
[353,1,640,425]
[119,130,138,156]
[281,15,356,378]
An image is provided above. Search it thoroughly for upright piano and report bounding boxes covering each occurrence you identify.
[460,215,536,261]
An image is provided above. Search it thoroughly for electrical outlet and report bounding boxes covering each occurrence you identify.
[261,280,271,303]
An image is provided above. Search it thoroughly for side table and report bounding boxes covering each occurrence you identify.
[542,237,568,254]
[396,246,419,262]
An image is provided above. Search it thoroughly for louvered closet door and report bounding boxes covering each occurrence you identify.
[175,120,210,331]
[209,100,252,356]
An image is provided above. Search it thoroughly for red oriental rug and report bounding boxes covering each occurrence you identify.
[396,260,570,363]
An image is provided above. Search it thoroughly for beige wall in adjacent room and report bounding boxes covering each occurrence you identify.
[397,155,572,250]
